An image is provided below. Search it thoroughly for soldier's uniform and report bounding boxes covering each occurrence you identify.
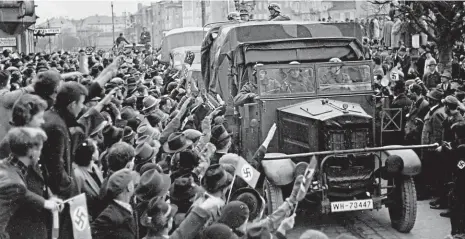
[259,77,282,94]
[267,3,291,21]
[283,74,313,93]
[321,70,344,84]
[233,82,257,107]
[442,122,465,236]
[433,96,465,211]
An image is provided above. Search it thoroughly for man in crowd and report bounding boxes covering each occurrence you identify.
[140,27,151,45]
[0,127,63,239]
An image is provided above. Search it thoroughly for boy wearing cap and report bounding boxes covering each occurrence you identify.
[92,169,138,239]
[438,72,455,97]
[422,60,440,90]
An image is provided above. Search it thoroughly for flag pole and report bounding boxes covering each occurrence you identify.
[226,174,237,203]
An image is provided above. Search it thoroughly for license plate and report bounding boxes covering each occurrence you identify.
[331,199,373,212]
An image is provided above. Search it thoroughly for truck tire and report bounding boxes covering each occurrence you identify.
[388,176,417,233]
[263,179,284,214]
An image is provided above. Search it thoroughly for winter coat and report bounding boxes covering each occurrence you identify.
[6,163,50,239]
[372,19,380,39]
[405,97,430,144]
[391,20,402,48]
[383,20,393,47]
[91,201,137,239]
[421,105,446,145]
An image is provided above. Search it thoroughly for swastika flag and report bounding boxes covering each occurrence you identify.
[235,156,260,188]
[68,194,92,239]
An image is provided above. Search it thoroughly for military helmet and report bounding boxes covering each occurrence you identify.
[227,11,240,20]
[268,3,281,13]
[239,8,249,16]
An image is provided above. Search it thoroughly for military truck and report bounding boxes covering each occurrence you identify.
[201,21,437,233]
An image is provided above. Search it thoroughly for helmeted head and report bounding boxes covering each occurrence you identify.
[288,61,301,78]
[268,3,281,14]
[240,8,250,21]
[227,11,240,21]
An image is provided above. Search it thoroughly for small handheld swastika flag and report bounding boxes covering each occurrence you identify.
[235,156,260,188]
[68,194,92,239]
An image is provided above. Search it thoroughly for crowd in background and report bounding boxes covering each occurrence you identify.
[0,45,364,239]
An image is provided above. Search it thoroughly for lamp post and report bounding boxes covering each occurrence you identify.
[111,2,115,44]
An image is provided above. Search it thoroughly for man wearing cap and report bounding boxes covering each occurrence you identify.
[92,169,138,239]
[438,72,455,97]
[422,60,440,90]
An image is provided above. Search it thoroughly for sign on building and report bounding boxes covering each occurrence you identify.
[34,28,61,36]
[0,38,16,47]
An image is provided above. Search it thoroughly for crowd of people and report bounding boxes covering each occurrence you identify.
[0,45,365,239]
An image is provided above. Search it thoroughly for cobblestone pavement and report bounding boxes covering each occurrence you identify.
[288,201,450,239]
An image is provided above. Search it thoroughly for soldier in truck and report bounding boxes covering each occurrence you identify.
[282,61,314,93]
[320,58,344,85]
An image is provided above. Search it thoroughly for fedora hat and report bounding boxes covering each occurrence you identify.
[140,197,178,228]
[121,106,139,121]
[142,95,160,112]
[201,164,233,193]
[211,125,232,146]
[230,188,264,221]
[137,124,160,139]
[135,142,156,162]
[183,129,203,142]
[426,88,444,101]
[170,176,200,202]
[135,168,172,201]
[147,109,169,127]
[122,126,135,142]
[83,110,108,137]
[136,135,156,147]
[163,132,193,154]
[441,72,452,79]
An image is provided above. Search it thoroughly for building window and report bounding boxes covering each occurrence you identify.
[345,12,350,20]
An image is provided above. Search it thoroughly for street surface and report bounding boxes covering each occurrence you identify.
[288,201,450,239]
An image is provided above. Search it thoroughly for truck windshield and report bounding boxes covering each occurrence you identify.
[317,64,372,94]
[257,67,316,96]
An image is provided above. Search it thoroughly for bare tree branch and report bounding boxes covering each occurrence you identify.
[398,4,440,43]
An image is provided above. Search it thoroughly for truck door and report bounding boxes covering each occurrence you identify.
[239,102,261,160]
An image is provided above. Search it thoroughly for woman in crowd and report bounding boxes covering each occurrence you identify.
[0,93,47,158]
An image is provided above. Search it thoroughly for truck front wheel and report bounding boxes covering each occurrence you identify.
[388,176,417,233]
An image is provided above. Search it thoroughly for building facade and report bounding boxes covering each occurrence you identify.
[132,1,183,48]
[0,1,37,54]
[182,0,235,28]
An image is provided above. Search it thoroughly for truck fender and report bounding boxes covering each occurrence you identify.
[261,154,295,186]
[380,148,421,176]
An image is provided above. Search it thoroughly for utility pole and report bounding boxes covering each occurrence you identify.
[111,2,115,44]
[47,19,52,53]
[201,0,206,27]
